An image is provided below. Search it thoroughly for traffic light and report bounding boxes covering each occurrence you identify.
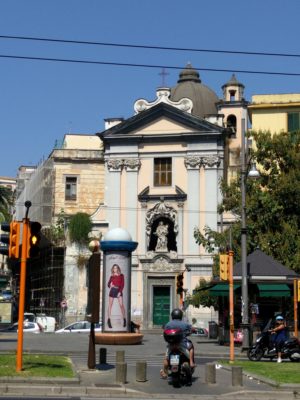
[219,254,229,281]
[27,221,42,258]
[176,273,184,294]
[9,221,20,258]
[0,222,20,258]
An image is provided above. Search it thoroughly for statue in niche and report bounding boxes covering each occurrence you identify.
[154,221,169,252]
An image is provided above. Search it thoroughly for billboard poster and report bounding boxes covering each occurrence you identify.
[103,251,130,332]
[0,302,12,324]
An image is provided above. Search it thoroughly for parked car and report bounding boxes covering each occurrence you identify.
[23,312,56,332]
[191,326,208,337]
[24,312,36,322]
[2,289,13,301]
[0,321,43,333]
[55,320,102,333]
[0,289,13,301]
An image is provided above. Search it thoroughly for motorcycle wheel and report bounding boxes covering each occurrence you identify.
[289,353,300,362]
[171,372,180,388]
[182,361,192,385]
[247,346,264,361]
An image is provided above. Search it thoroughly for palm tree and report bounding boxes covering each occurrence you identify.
[0,186,13,222]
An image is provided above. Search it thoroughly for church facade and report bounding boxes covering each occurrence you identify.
[92,65,248,328]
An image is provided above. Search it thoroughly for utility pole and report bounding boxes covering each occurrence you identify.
[16,201,31,372]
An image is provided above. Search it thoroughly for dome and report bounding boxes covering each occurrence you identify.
[170,63,219,118]
[103,227,132,242]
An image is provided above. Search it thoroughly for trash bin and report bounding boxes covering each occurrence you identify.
[208,321,218,339]
[218,326,229,345]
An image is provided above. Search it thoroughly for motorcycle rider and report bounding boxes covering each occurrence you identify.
[160,308,195,379]
[269,315,287,363]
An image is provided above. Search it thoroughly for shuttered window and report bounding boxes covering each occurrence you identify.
[65,177,77,201]
[288,112,300,132]
[154,158,172,186]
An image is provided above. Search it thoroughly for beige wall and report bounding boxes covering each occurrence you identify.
[63,134,103,150]
[54,162,105,217]
[249,94,300,134]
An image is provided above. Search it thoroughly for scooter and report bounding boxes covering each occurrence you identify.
[163,327,194,387]
[247,319,300,362]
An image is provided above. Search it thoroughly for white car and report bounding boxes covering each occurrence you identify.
[55,320,102,333]
[3,321,43,333]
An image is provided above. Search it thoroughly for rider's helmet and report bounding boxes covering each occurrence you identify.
[276,315,284,321]
[171,308,183,320]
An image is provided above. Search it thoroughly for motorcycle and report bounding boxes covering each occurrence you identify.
[247,319,300,362]
[163,327,194,387]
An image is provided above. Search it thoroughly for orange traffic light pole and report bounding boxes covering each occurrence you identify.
[16,202,31,372]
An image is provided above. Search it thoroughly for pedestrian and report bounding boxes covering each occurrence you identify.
[269,315,287,363]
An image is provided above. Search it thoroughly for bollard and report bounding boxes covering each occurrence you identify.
[205,363,216,384]
[232,366,243,386]
[116,362,127,384]
[116,350,125,363]
[99,348,107,364]
[136,361,147,382]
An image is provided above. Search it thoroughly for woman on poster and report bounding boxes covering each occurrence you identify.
[107,264,126,329]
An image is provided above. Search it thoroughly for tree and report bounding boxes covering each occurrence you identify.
[194,130,300,273]
[43,209,66,246]
[189,278,219,310]
[0,185,13,222]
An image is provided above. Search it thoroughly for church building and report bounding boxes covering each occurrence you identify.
[93,64,247,329]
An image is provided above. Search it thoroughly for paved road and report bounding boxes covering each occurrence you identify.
[0,332,298,399]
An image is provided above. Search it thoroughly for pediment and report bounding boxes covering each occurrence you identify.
[130,116,198,135]
[98,102,224,141]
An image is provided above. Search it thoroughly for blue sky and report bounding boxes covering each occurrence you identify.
[1,0,300,178]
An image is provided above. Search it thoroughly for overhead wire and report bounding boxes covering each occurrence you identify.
[1,34,300,59]
[0,54,299,77]
[0,35,299,76]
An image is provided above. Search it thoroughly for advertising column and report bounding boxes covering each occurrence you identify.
[101,228,138,333]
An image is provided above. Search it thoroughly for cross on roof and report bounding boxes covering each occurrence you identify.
[159,68,169,87]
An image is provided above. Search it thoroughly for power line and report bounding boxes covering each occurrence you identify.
[0,54,300,77]
[14,201,239,218]
[1,34,300,59]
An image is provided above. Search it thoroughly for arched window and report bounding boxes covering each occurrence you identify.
[229,90,236,101]
[226,115,237,136]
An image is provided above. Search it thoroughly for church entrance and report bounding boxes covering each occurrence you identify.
[152,286,170,327]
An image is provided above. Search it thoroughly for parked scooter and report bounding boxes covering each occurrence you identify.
[163,327,194,387]
[247,319,300,362]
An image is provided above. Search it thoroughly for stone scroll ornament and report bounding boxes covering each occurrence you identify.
[134,88,193,114]
[123,159,141,171]
[201,155,221,168]
[106,158,123,171]
[106,158,141,171]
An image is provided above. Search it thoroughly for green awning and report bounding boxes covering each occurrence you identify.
[257,284,290,297]
[209,284,241,297]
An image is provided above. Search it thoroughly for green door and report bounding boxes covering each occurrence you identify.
[153,286,170,326]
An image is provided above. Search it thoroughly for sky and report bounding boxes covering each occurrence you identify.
[1,0,300,178]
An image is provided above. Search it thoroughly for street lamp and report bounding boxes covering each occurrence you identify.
[240,119,260,349]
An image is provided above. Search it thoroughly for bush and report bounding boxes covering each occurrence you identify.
[68,212,92,245]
